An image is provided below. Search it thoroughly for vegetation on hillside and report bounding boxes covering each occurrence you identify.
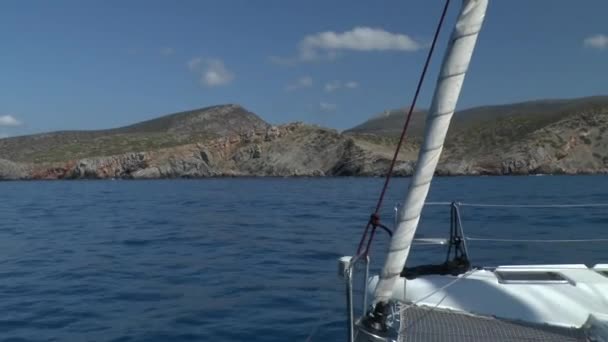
[0,104,268,163]
[1,96,608,178]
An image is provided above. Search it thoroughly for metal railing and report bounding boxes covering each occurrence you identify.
[339,253,369,342]
[340,200,608,341]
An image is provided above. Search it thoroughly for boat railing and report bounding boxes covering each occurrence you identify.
[338,253,370,342]
[427,201,608,245]
[340,200,608,342]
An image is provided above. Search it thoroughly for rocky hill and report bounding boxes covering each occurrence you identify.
[346,96,608,138]
[1,96,608,180]
[0,104,268,163]
[346,96,608,175]
[2,123,400,180]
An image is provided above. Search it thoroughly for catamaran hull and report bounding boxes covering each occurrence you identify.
[366,264,608,340]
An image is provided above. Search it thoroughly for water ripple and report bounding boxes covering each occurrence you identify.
[0,177,606,341]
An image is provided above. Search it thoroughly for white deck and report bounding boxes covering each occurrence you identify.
[368,264,608,329]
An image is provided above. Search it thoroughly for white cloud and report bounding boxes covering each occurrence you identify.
[324,80,359,92]
[187,58,235,87]
[324,81,341,93]
[320,102,337,112]
[286,76,313,91]
[187,57,202,71]
[0,115,21,127]
[203,60,234,86]
[161,47,175,56]
[345,81,359,89]
[272,27,422,65]
[584,34,608,49]
[302,27,421,54]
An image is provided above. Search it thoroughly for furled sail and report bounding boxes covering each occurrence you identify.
[374,0,488,303]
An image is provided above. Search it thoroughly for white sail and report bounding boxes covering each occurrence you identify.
[374,0,488,302]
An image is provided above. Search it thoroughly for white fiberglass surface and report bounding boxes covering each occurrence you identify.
[368,264,608,328]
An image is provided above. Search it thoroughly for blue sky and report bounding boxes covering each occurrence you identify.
[1,0,607,137]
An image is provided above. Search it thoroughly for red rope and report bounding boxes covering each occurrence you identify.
[356,0,451,257]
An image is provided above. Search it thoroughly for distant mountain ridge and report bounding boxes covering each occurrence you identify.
[345,95,608,175]
[113,104,269,136]
[346,109,428,137]
[345,96,608,138]
[1,95,608,180]
[0,104,269,163]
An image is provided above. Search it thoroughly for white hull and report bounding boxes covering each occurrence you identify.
[368,264,608,329]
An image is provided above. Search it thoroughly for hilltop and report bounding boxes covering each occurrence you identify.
[0,104,268,163]
[346,96,608,138]
[1,96,608,180]
[345,96,608,174]
[0,104,372,179]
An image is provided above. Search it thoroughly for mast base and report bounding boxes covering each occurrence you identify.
[355,321,398,342]
[355,303,398,342]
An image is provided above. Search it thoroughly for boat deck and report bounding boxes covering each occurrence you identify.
[398,305,588,342]
[368,265,608,329]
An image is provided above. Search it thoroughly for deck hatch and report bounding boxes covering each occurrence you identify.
[495,270,572,284]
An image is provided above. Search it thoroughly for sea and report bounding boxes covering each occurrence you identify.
[0,176,607,342]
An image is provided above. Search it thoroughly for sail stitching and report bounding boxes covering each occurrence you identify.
[451,29,481,42]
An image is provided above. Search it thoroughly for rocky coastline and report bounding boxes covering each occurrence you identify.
[2,99,608,180]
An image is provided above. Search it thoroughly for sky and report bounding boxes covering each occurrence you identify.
[1,0,607,137]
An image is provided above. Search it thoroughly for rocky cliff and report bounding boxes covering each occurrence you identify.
[1,97,607,180]
[14,123,415,180]
[349,96,608,175]
[0,104,268,163]
[0,159,30,180]
[441,110,608,175]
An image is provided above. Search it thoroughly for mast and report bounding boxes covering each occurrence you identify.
[374,0,488,303]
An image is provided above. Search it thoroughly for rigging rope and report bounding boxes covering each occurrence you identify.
[422,202,608,208]
[356,0,451,257]
[465,237,608,243]
[458,202,608,208]
[397,269,478,332]
[404,269,478,308]
[427,202,608,244]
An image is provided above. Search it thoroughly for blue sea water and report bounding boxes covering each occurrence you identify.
[0,176,607,342]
